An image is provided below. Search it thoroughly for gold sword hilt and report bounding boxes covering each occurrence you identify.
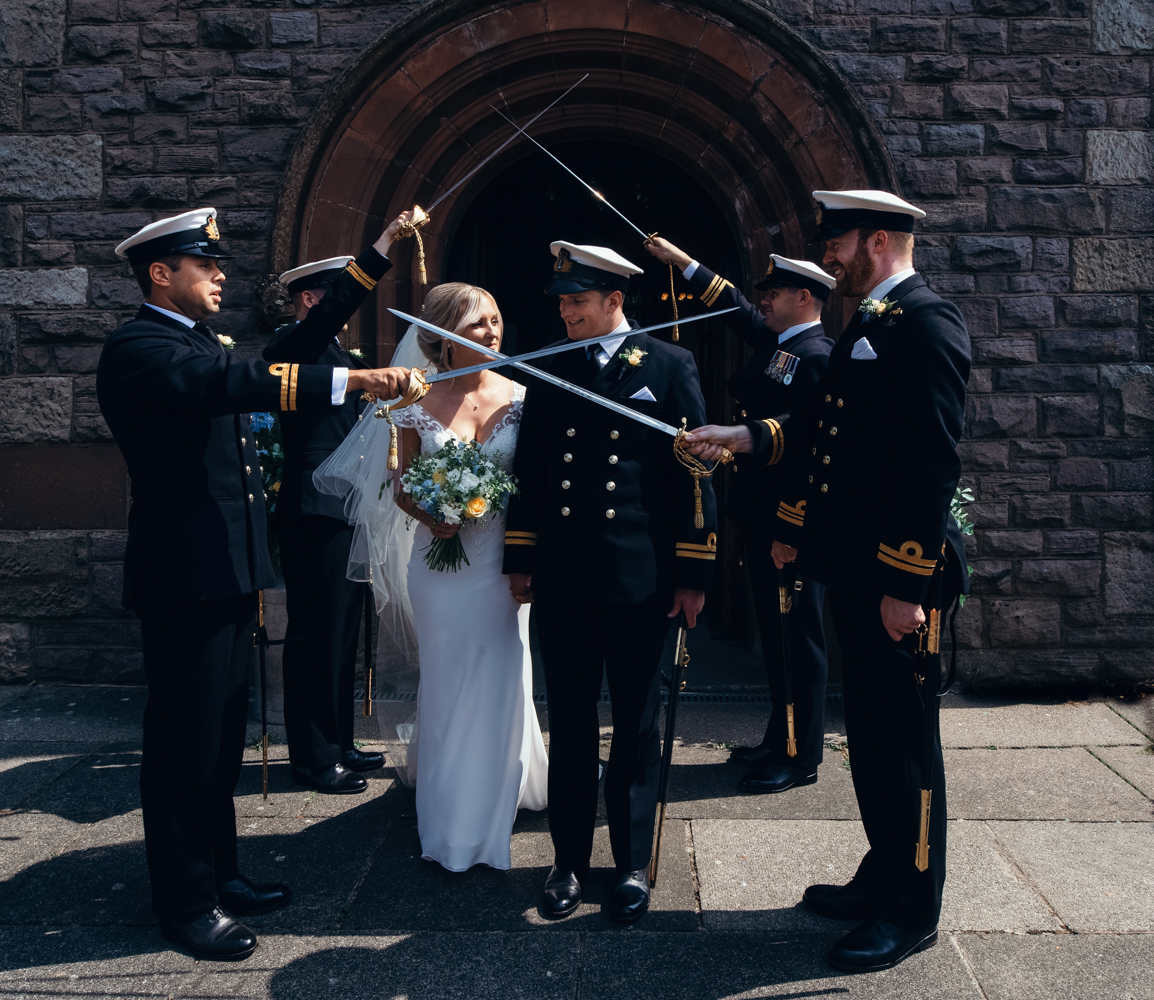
[915,788,932,871]
[778,586,792,615]
[786,703,797,758]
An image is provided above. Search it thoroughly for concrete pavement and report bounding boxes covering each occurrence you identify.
[1,682,1151,999]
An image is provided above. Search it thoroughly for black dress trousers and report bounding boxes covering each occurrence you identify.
[829,585,947,929]
[534,596,671,873]
[138,594,256,922]
[279,516,365,769]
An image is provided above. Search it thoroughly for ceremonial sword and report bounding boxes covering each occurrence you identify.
[778,567,801,758]
[650,611,691,887]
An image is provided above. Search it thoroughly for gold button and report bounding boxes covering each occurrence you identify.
[820,483,828,493]
[248,493,254,502]
[830,427,837,436]
[608,455,618,465]
[817,421,822,428]
[825,394,831,403]
[566,428,576,437]
[610,430,619,440]
[606,481,616,491]
[823,456,830,465]
[240,437,246,446]
[812,447,816,455]
[563,453,572,462]
[561,506,570,516]
[740,409,747,417]
[837,398,844,408]
[245,465,252,475]
[808,475,813,483]
[605,508,615,519]
[561,480,570,489]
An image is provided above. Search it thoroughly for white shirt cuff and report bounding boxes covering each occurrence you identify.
[682,260,699,280]
[331,367,349,405]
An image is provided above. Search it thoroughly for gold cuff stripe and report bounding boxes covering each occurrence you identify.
[677,550,716,561]
[346,261,376,290]
[877,552,935,575]
[777,501,806,527]
[777,512,804,527]
[505,531,538,539]
[504,538,537,547]
[288,364,299,411]
[676,542,715,553]
[701,275,733,308]
[762,418,784,466]
[878,541,937,568]
[269,363,290,411]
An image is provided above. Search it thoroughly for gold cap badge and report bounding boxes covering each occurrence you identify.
[203,216,220,241]
[554,247,573,273]
[764,259,775,277]
[814,205,823,226]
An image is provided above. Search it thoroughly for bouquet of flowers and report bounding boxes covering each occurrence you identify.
[249,412,284,513]
[397,438,519,572]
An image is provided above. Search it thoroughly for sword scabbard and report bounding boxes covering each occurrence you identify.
[649,802,665,888]
[786,703,797,758]
[915,788,932,871]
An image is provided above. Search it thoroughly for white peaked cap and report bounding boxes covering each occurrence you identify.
[115,207,223,259]
[549,241,644,278]
[279,256,355,288]
[811,190,926,219]
[768,255,837,289]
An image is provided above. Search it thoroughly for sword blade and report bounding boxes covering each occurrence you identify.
[489,105,652,241]
[388,309,682,437]
[419,307,736,383]
[424,75,589,213]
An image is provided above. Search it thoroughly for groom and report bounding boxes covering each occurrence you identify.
[504,242,717,922]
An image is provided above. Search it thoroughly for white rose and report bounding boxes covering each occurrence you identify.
[457,470,481,492]
[439,502,462,525]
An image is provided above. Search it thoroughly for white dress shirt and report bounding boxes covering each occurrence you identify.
[864,267,917,304]
[586,317,634,369]
[682,260,700,280]
[777,319,823,345]
[145,303,348,404]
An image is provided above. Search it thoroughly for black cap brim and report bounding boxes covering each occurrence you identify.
[812,207,917,244]
[125,230,234,265]
[286,268,343,296]
[753,273,832,299]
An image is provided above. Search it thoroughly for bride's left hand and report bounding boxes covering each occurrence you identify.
[431,521,461,539]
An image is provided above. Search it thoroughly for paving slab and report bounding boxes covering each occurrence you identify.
[666,747,861,820]
[940,820,1059,932]
[0,810,84,883]
[957,930,1154,1000]
[342,820,698,932]
[990,820,1154,932]
[0,742,103,811]
[233,744,317,820]
[940,697,1144,748]
[0,812,153,926]
[945,747,1154,820]
[23,744,143,823]
[579,929,981,1000]
[1092,744,1154,800]
[1107,694,1154,740]
[0,685,146,743]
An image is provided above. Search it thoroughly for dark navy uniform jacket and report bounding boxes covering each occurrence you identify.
[97,306,338,609]
[502,328,718,605]
[689,264,834,527]
[748,274,971,604]
[262,248,391,525]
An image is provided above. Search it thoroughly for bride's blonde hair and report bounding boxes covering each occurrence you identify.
[416,283,502,370]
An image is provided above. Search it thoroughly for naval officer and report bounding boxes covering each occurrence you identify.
[684,190,970,972]
[646,238,835,794]
[264,210,415,795]
[504,242,717,923]
[97,209,410,960]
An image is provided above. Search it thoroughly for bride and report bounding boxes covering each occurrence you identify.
[318,282,547,872]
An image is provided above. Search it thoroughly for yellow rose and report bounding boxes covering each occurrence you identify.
[464,496,489,518]
[432,470,447,485]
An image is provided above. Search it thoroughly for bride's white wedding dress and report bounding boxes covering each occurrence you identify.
[393,382,548,871]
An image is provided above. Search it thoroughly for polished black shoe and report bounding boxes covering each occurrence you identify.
[828,918,938,973]
[607,868,650,923]
[727,743,774,768]
[291,763,366,794]
[216,874,292,917]
[803,880,874,921]
[342,747,385,772]
[160,907,257,961]
[739,762,818,794]
[541,866,583,920]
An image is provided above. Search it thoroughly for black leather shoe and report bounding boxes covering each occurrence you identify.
[292,763,366,794]
[607,868,650,923]
[828,918,938,972]
[739,762,818,794]
[727,743,774,768]
[216,874,292,917]
[160,907,256,961]
[541,866,582,919]
[803,880,874,920]
[342,747,385,772]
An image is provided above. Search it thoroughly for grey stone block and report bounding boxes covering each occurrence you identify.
[951,17,1007,53]
[990,187,1105,233]
[959,440,1010,470]
[908,52,968,80]
[199,11,264,49]
[1077,494,1153,529]
[1017,558,1101,596]
[1066,97,1107,127]
[105,175,188,207]
[0,377,73,443]
[966,395,1036,437]
[970,56,1041,82]
[1011,95,1063,120]
[235,51,293,77]
[1010,18,1089,54]
[939,695,1145,747]
[1044,56,1151,96]
[0,0,66,69]
[220,126,298,171]
[54,66,122,93]
[1111,458,1153,491]
[990,820,1154,932]
[832,53,907,82]
[1058,294,1138,328]
[65,25,139,62]
[1111,186,1154,233]
[1086,130,1154,185]
[1041,328,1138,362]
[953,235,1032,271]
[947,83,1008,119]
[1102,363,1154,437]
[0,623,33,684]
[270,12,318,46]
[1000,295,1053,328]
[890,85,944,119]
[1103,531,1154,616]
[1055,458,1107,490]
[1012,157,1082,184]
[0,134,102,200]
[1093,0,1154,55]
[924,124,984,156]
[140,20,197,48]
[985,598,1059,646]
[1044,530,1099,556]
[1039,394,1099,436]
[149,77,211,111]
[876,19,946,51]
[994,365,1097,393]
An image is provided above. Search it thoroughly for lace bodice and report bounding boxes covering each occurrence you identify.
[394,381,525,473]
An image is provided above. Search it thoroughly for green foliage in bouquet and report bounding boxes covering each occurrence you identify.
[397,438,519,572]
[952,483,976,605]
[249,412,284,514]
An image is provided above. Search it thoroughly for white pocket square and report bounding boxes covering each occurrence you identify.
[629,386,657,401]
[851,337,878,360]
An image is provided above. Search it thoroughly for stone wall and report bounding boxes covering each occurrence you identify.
[0,0,1150,689]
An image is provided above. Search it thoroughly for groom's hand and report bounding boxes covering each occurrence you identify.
[669,588,705,628]
[346,367,410,400]
[682,423,752,462]
[510,573,534,605]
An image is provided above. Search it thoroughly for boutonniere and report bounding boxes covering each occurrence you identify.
[349,348,365,359]
[619,347,647,367]
[858,297,903,326]
[217,334,235,350]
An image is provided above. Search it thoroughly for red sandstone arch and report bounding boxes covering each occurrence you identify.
[272,0,897,354]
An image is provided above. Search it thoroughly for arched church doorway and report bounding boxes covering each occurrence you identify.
[271,0,898,649]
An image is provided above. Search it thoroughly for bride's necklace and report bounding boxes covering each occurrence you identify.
[448,376,481,411]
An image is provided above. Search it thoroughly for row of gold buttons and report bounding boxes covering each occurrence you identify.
[567,428,621,439]
[560,508,617,518]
